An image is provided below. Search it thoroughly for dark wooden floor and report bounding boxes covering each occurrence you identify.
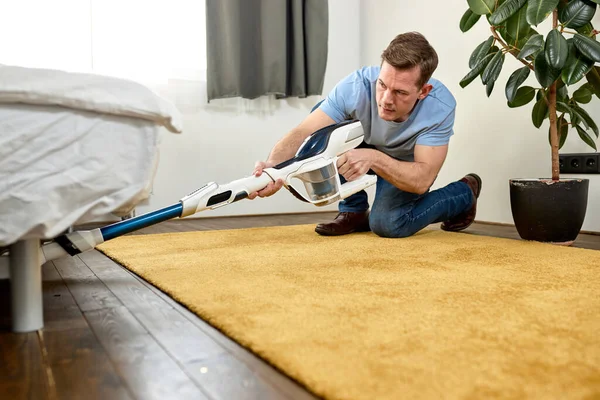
[1,212,599,400]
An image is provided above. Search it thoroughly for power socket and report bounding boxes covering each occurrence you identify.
[559,153,600,174]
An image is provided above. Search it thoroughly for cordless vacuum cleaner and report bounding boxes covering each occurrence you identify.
[40,120,376,263]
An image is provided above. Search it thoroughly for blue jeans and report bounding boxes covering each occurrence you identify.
[339,175,474,238]
[308,101,473,238]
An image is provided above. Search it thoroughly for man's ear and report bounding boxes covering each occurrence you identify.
[418,84,433,100]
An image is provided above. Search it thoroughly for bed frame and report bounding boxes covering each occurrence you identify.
[0,239,44,332]
[0,208,138,332]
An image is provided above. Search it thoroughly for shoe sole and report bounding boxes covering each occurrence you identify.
[314,226,370,236]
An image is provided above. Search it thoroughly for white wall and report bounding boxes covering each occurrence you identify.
[136,0,362,218]
[360,0,600,233]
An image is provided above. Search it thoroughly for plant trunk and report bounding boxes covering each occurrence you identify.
[549,83,559,181]
[549,10,560,181]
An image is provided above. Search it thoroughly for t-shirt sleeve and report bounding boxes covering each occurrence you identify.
[317,70,364,123]
[415,107,455,146]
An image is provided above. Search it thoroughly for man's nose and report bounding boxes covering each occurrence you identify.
[382,89,393,103]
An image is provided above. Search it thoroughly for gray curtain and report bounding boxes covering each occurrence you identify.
[205,0,329,102]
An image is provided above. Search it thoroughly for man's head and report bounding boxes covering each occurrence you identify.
[376,32,438,122]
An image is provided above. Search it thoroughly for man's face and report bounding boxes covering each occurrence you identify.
[376,61,432,122]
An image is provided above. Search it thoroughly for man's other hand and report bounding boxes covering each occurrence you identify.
[336,149,376,181]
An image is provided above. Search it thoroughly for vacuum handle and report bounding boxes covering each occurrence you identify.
[339,174,376,199]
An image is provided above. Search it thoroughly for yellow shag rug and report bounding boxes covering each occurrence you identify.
[97,225,600,400]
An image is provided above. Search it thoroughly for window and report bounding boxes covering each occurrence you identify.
[0,0,207,84]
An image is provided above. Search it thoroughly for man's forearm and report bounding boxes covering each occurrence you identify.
[265,109,337,165]
[266,130,306,164]
[371,151,434,195]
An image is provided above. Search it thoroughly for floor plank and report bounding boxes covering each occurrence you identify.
[53,256,123,312]
[79,250,296,400]
[125,257,319,400]
[0,285,48,400]
[41,262,132,400]
[84,305,210,400]
[1,212,599,400]
[54,255,209,399]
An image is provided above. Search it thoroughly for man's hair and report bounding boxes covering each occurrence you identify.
[381,32,438,88]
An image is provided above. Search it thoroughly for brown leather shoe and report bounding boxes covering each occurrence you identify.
[315,211,370,236]
[441,173,482,232]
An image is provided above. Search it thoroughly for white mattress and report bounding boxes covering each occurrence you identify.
[0,64,182,246]
[0,103,162,246]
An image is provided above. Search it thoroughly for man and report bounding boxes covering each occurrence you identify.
[249,32,482,238]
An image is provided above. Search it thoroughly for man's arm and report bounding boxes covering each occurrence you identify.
[248,108,336,199]
[265,109,336,165]
[337,144,448,195]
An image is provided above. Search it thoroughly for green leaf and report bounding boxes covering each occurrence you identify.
[532,94,549,128]
[486,79,495,97]
[486,0,509,23]
[561,40,595,84]
[500,24,539,51]
[558,115,569,149]
[573,84,593,103]
[556,101,572,114]
[575,125,598,150]
[517,34,544,59]
[556,102,578,131]
[526,0,560,26]
[536,87,545,101]
[506,3,532,43]
[558,0,597,28]
[481,50,505,84]
[571,108,583,126]
[469,36,494,68]
[489,0,528,24]
[571,106,590,130]
[468,0,496,15]
[545,29,569,69]
[460,9,482,32]
[508,86,536,107]
[572,104,599,137]
[557,80,569,102]
[572,33,600,62]
[460,53,496,88]
[534,51,561,87]
[586,66,600,98]
[576,22,597,39]
[505,66,531,102]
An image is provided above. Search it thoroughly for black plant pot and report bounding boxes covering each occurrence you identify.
[509,178,589,245]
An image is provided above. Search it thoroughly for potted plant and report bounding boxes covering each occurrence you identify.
[459,0,600,245]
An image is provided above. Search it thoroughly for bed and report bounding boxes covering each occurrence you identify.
[0,64,182,332]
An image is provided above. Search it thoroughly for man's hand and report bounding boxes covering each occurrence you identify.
[248,109,336,200]
[336,149,377,181]
[248,161,284,199]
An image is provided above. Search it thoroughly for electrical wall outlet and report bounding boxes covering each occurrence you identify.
[559,153,600,174]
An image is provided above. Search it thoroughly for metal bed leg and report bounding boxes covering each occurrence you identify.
[9,239,43,332]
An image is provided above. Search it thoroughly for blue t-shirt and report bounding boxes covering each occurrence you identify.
[318,65,456,162]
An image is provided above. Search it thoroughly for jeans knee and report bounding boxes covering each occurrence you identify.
[369,212,417,238]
